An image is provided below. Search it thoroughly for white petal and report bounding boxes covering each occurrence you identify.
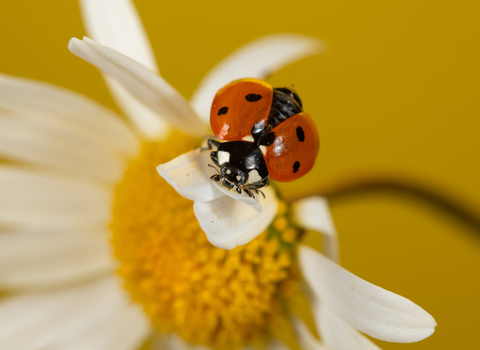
[0,73,139,157]
[190,33,326,123]
[291,316,328,350]
[193,187,278,249]
[104,79,170,139]
[294,196,339,262]
[79,0,169,139]
[0,166,111,228]
[0,276,140,350]
[157,149,223,202]
[312,301,381,350]
[69,37,206,137]
[0,113,126,183]
[79,0,158,71]
[0,229,114,290]
[212,181,261,212]
[299,246,437,343]
[60,301,151,350]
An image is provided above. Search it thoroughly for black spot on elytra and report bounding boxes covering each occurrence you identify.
[293,161,300,173]
[260,132,276,146]
[245,94,262,102]
[218,106,228,116]
[296,126,305,142]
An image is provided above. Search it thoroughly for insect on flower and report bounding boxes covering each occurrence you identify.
[205,78,319,199]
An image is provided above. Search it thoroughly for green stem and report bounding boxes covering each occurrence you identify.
[288,176,480,238]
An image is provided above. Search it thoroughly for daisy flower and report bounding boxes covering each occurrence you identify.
[0,0,436,349]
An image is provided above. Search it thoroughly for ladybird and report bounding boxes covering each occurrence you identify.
[206,78,319,199]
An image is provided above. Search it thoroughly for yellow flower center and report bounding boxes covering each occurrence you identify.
[111,132,302,349]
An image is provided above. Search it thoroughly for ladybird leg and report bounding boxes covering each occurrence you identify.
[243,188,255,199]
[258,178,269,188]
[208,164,220,174]
[254,189,266,199]
[210,174,221,182]
[248,178,269,190]
[236,187,242,194]
[210,151,221,168]
[200,138,221,151]
[195,136,211,151]
[242,178,269,199]
[209,138,222,149]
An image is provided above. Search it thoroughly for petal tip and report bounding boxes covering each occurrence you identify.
[310,38,328,55]
[300,244,438,344]
[206,236,237,250]
[155,163,169,181]
[274,33,327,55]
[67,37,81,52]
[155,163,165,175]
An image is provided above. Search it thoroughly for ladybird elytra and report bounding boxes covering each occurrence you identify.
[264,112,318,182]
[210,79,273,141]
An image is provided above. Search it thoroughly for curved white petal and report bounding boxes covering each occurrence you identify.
[59,301,150,350]
[294,196,339,262]
[291,316,328,350]
[79,0,157,71]
[0,277,143,349]
[299,246,437,343]
[0,166,111,228]
[105,79,169,139]
[0,73,139,157]
[79,0,169,139]
[158,147,262,210]
[312,301,381,350]
[193,187,278,249]
[0,229,114,290]
[0,113,126,183]
[212,181,261,212]
[190,33,326,123]
[69,37,206,137]
[157,149,223,202]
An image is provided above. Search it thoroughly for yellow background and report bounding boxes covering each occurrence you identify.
[1,0,479,349]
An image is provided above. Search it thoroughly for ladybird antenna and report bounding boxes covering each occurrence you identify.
[208,164,220,174]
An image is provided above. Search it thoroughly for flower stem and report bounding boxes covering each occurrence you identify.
[288,176,480,239]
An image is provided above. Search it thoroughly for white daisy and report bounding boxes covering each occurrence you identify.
[0,0,436,349]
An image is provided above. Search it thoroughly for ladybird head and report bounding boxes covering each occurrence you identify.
[210,163,247,194]
[221,164,247,188]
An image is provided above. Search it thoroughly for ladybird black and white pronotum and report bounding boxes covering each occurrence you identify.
[206,78,319,199]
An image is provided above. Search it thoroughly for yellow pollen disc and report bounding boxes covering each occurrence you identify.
[111,132,303,349]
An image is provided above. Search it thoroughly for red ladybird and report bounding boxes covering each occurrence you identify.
[206,78,319,198]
